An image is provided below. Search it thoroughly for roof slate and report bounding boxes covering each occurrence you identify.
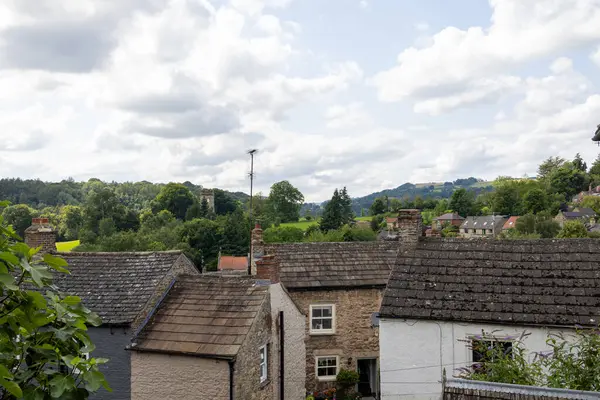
[265,242,399,290]
[460,216,507,230]
[132,275,268,358]
[54,251,185,325]
[381,239,600,327]
[435,213,465,221]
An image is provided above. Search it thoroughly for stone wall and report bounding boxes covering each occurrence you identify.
[289,288,383,392]
[234,295,273,400]
[131,352,229,400]
[269,283,307,400]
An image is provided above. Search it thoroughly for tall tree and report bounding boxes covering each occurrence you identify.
[1,204,37,237]
[339,187,354,225]
[538,156,566,181]
[266,181,304,223]
[320,189,343,232]
[548,163,588,198]
[449,188,475,217]
[213,189,238,215]
[492,185,521,215]
[152,183,196,220]
[0,211,110,398]
[573,153,587,172]
[522,189,547,215]
[369,197,387,216]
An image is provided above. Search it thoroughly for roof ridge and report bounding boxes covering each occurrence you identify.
[55,250,183,256]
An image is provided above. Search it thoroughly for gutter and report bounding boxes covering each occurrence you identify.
[229,360,235,400]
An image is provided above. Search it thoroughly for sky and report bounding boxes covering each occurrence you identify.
[1,0,600,202]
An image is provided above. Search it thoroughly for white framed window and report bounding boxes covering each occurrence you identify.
[310,304,335,334]
[315,356,339,381]
[259,345,268,383]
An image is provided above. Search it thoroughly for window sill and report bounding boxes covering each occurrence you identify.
[259,379,270,389]
[309,331,335,336]
[316,377,337,382]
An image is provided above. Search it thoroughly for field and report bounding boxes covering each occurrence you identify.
[56,240,80,252]
[279,216,371,231]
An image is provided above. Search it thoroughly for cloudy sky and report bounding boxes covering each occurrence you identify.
[1,0,600,202]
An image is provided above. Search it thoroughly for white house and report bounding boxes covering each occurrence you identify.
[379,236,600,400]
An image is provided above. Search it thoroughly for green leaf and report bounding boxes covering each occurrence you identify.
[0,365,12,378]
[23,387,45,400]
[10,243,31,258]
[0,251,20,266]
[27,291,47,309]
[49,374,75,398]
[0,272,18,290]
[43,254,70,274]
[83,370,110,392]
[25,262,53,287]
[62,296,81,306]
[85,311,102,327]
[0,378,23,398]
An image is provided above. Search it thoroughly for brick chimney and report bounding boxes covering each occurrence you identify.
[256,254,279,283]
[397,209,422,245]
[24,218,56,254]
[250,223,264,275]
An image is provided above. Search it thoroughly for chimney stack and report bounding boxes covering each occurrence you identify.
[256,254,280,283]
[397,209,422,245]
[250,223,264,275]
[24,218,56,254]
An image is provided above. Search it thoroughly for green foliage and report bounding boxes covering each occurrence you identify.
[1,205,37,238]
[341,225,376,242]
[152,183,196,221]
[548,162,589,198]
[557,220,589,238]
[263,226,305,243]
[449,189,475,217]
[441,224,459,238]
[573,153,587,172]
[0,211,110,399]
[460,328,600,392]
[266,181,304,223]
[58,206,84,241]
[320,189,354,232]
[538,156,566,182]
[336,369,360,400]
[369,197,387,216]
[523,189,547,214]
[515,213,560,238]
[370,215,384,232]
[580,196,600,214]
[213,189,239,216]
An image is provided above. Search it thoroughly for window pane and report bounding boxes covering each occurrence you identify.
[312,308,322,318]
[312,319,323,330]
[321,319,332,330]
[322,307,332,317]
[326,367,336,376]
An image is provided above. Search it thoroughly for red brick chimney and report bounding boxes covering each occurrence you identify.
[24,218,56,254]
[256,254,279,283]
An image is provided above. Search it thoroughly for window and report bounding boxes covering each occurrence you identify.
[463,229,468,233]
[310,304,335,334]
[316,356,338,381]
[259,345,268,383]
[471,339,513,363]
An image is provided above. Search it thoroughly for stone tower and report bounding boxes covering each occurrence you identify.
[200,188,215,211]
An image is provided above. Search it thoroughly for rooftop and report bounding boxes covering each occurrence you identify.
[265,241,399,290]
[381,239,600,327]
[53,251,188,325]
[218,255,248,271]
[131,275,268,358]
[502,216,520,230]
[435,213,465,221]
[460,215,507,230]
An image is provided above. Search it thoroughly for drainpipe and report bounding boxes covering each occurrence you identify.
[279,311,285,400]
[229,360,235,400]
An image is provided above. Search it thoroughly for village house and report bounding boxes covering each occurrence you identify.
[252,224,400,398]
[378,211,600,400]
[386,217,398,231]
[432,213,465,230]
[128,274,306,400]
[459,215,507,238]
[554,207,597,227]
[501,216,520,231]
[25,218,199,400]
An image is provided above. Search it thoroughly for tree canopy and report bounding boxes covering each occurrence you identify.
[266,181,304,223]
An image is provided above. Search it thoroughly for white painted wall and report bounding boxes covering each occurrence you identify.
[380,319,571,400]
[269,283,307,400]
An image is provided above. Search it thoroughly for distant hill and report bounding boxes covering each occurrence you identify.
[301,177,494,216]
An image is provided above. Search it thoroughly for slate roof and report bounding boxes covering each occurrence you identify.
[380,239,600,327]
[574,207,597,218]
[435,213,465,221]
[132,275,268,358]
[265,242,399,290]
[460,216,507,231]
[54,251,187,325]
[561,211,586,219]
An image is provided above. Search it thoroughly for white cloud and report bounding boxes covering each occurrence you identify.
[592,47,600,66]
[373,0,600,112]
[325,102,372,129]
[414,22,429,31]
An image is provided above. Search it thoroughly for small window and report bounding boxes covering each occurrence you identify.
[310,305,335,334]
[463,228,468,233]
[316,356,338,381]
[259,345,268,383]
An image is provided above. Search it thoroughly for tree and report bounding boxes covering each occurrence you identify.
[218,209,250,256]
[0,209,110,398]
[589,154,600,186]
[339,187,354,225]
[263,226,305,243]
[557,220,589,238]
[449,189,475,217]
[573,153,587,172]
[538,156,566,182]
[213,189,238,215]
[580,196,600,214]
[1,204,36,238]
[369,197,387,216]
[523,189,547,214]
[58,205,84,241]
[152,183,196,220]
[320,189,344,232]
[266,181,304,223]
[492,185,521,215]
[548,163,588,198]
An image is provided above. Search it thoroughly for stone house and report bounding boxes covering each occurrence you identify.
[433,213,465,230]
[24,218,200,400]
[386,217,398,231]
[459,216,507,238]
[254,235,399,398]
[129,275,306,400]
[379,212,600,400]
[554,210,597,227]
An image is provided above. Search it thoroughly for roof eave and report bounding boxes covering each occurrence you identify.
[377,315,593,330]
[126,345,236,361]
